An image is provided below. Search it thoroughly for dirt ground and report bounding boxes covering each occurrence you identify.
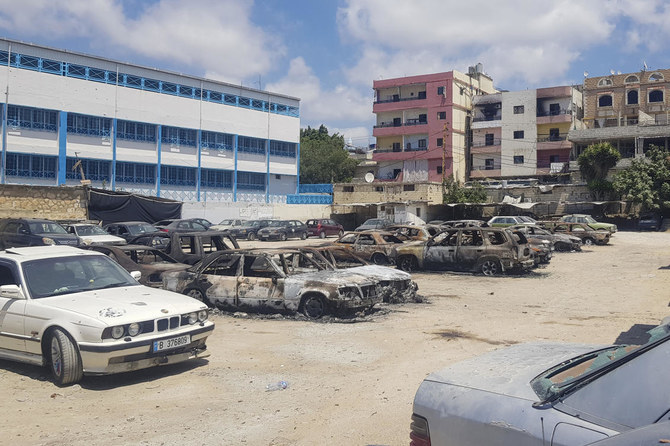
[1,231,669,446]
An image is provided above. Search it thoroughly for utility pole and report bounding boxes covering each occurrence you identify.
[442,122,449,183]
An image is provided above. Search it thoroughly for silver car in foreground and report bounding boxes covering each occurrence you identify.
[410,323,670,445]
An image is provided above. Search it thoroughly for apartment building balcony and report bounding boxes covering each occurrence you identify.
[470,166,501,179]
[537,133,571,151]
[373,121,429,137]
[536,162,569,175]
[471,115,502,130]
[471,139,501,154]
[569,115,670,143]
[536,108,572,125]
[372,145,445,162]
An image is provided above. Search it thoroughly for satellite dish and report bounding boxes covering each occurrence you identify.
[610,69,615,75]
[365,172,375,183]
[583,71,589,78]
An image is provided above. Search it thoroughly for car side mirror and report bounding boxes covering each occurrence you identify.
[130,271,142,281]
[0,284,24,299]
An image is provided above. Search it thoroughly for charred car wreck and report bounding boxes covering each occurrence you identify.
[162,248,383,318]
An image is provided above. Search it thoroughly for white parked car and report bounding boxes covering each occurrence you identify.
[65,223,127,246]
[0,246,214,386]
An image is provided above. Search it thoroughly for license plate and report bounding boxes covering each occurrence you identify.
[153,335,191,352]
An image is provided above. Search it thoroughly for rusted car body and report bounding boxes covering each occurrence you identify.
[83,244,190,287]
[162,231,239,265]
[538,221,610,246]
[387,225,431,242]
[332,230,405,265]
[161,248,382,318]
[392,227,534,275]
[299,245,419,303]
[509,224,582,252]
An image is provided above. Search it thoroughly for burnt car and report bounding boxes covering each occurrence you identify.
[153,219,209,234]
[440,219,488,228]
[388,225,432,242]
[306,219,344,238]
[410,323,670,446]
[333,230,405,265]
[354,218,393,232]
[103,221,169,249]
[509,224,582,252]
[84,244,191,288]
[392,227,534,275]
[0,218,81,249]
[257,220,308,241]
[539,221,610,246]
[161,249,382,318]
[228,219,273,241]
[299,245,418,303]
[162,231,239,265]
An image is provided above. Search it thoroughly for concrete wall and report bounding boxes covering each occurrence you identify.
[0,184,87,220]
[182,201,331,223]
[501,90,537,176]
[333,182,444,206]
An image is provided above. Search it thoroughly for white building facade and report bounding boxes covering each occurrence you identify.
[0,39,301,203]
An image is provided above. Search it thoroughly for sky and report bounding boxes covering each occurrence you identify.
[0,0,668,148]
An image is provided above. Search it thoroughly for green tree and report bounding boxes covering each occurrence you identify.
[613,147,670,211]
[443,176,488,203]
[299,125,358,184]
[577,142,621,200]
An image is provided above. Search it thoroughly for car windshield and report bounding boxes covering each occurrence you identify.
[29,222,68,234]
[128,223,159,235]
[76,225,109,236]
[268,221,288,227]
[247,221,264,228]
[218,219,234,225]
[531,323,670,402]
[519,216,536,223]
[23,255,138,298]
[583,216,597,224]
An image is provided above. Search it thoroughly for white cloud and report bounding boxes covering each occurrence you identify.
[0,0,284,84]
[266,57,373,128]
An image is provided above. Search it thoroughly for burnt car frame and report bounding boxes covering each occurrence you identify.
[162,248,382,318]
[392,227,534,275]
[161,231,239,265]
[83,244,191,288]
[539,221,610,246]
[333,230,405,265]
[509,224,582,252]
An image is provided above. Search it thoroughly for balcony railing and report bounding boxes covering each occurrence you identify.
[405,118,427,126]
[374,146,428,154]
[537,133,568,142]
[472,115,502,122]
[472,138,501,147]
[374,119,427,129]
[374,93,426,104]
[472,164,501,171]
[537,108,571,117]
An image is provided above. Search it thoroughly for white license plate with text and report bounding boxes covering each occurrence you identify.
[153,335,191,352]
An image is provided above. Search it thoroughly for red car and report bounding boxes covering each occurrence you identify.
[306,219,344,238]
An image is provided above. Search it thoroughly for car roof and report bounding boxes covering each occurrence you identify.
[0,246,101,261]
[106,221,152,225]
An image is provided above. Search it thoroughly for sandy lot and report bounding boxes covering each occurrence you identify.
[1,231,669,445]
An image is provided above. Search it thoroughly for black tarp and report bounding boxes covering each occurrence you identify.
[88,188,182,225]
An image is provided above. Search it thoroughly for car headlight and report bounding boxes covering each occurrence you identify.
[197,310,208,322]
[127,322,141,336]
[42,237,56,245]
[110,326,125,339]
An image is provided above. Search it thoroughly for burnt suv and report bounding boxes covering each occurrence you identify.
[392,227,534,275]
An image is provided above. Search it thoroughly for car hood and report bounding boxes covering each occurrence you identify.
[81,234,127,245]
[40,286,205,325]
[35,233,80,244]
[288,269,377,287]
[343,265,411,281]
[424,342,602,401]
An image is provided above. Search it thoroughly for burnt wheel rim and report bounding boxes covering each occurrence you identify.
[372,253,386,265]
[303,297,324,318]
[481,260,499,276]
[583,238,594,245]
[399,257,414,272]
[187,289,204,301]
[51,337,62,377]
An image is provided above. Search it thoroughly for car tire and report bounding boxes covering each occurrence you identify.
[302,294,325,318]
[479,259,501,276]
[279,233,287,241]
[49,329,83,386]
[300,232,307,240]
[337,230,344,237]
[398,256,417,273]
[247,232,256,241]
[319,231,326,239]
[186,288,210,305]
[583,237,595,246]
[371,253,388,265]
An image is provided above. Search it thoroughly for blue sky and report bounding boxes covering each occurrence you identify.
[0,0,668,148]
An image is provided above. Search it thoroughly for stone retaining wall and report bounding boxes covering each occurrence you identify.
[0,184,88,220]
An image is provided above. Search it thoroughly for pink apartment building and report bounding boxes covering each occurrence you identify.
[372,67,496,184]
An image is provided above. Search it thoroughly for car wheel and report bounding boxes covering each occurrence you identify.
[49,329,83,386]
[371,253,388,265]
[279,233,287,241]
[480,259,501,276]
[583,237,595,246]
[319,231,326,239]
[302,294,325,318]
[338,230,344,237]
[247,232,256,241]
[398,256,417,273]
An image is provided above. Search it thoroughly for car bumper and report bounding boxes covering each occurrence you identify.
[504,258,535,271]
[331,296,381,311]
[78,323,214,375]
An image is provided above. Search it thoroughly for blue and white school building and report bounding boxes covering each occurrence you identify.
[0,38,302,204]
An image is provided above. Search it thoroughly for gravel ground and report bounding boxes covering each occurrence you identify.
[1,231,668,445]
